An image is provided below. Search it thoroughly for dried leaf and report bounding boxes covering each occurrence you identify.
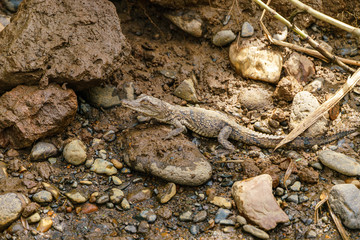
[327,201,350,240]
[275,68,360,150]
[314,191,328,224]
[20,216,30,230]
[283,159,296,189]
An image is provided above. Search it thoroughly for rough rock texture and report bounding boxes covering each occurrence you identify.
[63,140,87,166]
[238,85,273,110]
[30,142,58,161]
[232,174,289,230]
[318,150,360,176]
[164,11,204,37]
[290,91,328,137]
[284,52,315,83]
[273,76,303,101]
[229,45,283,84]
[84,85,122,109]
[329,184,360,229]
[0,84,77,149]
[0,193,29,230]
[0,0,130,91]
[122,125,212,186]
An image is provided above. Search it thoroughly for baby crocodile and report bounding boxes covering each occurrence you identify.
[122,94,355,150]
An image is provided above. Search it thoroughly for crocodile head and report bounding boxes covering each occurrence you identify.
[122,94,171,120]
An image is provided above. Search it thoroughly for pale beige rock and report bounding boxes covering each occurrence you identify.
[158,183,177,204]
[37,217,53,233]
[232,174,289,230]
[229,45,282,84]
[0,193,29,230]
[210,196,232,209]
[290,91,328,137]
[165,11,203,37]
[63,140,87,166]
[238,85,273,110]
[27,213,41,224]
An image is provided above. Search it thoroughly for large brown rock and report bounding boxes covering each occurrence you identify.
[232,174,289,230]
[0,84,77,149]
[122,125,212,186]
[0,0,130,92]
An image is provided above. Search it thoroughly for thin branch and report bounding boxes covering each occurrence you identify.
[289,0,360,38]
[253,0,355,73]
[275,68,360,150]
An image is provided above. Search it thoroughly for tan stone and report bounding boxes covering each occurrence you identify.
[232,174,289,230]
[230,45,282,84]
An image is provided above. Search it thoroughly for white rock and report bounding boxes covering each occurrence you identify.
[290,91,328,137]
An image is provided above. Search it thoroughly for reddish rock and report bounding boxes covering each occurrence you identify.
[284,52,315,83]
[22,202,40,218]
[0,84,77,149]
[232,174,289,230]
[298,167,319,184]
[0,0,130,91]
[273,76,303,102]
[81,203,98,214]
[127,188,152,203]
[263,165,281,188]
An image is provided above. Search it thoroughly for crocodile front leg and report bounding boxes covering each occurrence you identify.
[218,126,235,151]
[164,119,187,139]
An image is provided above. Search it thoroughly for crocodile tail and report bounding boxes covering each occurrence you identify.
[289,128,357,148]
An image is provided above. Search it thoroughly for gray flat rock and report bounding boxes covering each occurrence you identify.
[318,150,360,176]
[329,184,360,229]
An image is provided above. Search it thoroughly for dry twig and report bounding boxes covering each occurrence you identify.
[253,0,355,73]
[275,68,360,149]
[289,0,360,38]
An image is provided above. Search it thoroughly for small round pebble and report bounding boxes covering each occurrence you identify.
[125,225,137,234]
[112,176,123,185]
[179,211,193,222]
[33,191,53,204]
[63,140,87,166]
[193,210,207,223]
[215,208,232,223]
[241,22,254,37]
[287,194,299,204]
[243,224,269,239]
[121,198,130,210]
[212,30,236,47]
[30,142,57,161]
[96,194,110,204]
[236,215,247,225]
[110,159,123,169]
[290,181,301,191]
[27,213,41,224]
[189,225,199,235]
[109,188,124,204]
[90,159,117,175]
[275,187,285,196]
[37,217,53,233]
